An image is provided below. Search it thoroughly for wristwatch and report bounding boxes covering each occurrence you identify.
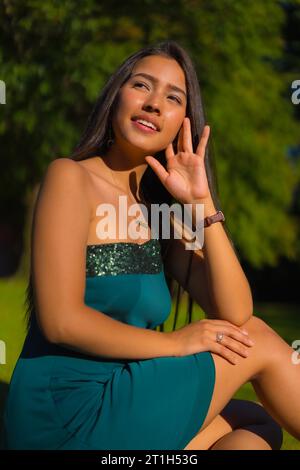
[204,210,225,228]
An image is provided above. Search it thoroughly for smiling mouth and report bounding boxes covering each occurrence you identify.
[131,119,159,134]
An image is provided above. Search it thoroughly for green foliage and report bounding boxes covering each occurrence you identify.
[181,0,300,267]
[0,0,299,269]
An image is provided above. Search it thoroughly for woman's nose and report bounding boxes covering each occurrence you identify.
[143,95,162,114]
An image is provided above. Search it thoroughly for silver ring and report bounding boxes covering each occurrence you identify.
[216,332,224,343]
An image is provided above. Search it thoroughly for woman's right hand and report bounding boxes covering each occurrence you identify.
[168,318,255,364]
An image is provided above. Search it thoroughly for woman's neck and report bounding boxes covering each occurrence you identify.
[101,146,149,195]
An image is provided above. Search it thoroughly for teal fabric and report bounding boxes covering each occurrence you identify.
[3,241,216,450]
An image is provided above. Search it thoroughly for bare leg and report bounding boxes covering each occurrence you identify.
[210,427,277,450]
[184,316,300,449]
[185,399,282,450]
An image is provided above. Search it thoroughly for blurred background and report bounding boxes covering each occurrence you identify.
[0,0,299,449]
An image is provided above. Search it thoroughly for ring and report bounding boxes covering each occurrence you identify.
[216,332,224,343]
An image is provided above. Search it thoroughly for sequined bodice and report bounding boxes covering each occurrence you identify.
[84,237,172,329]
[85,238,162,277]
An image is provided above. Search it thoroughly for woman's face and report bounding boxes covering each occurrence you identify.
[112,55,187,156]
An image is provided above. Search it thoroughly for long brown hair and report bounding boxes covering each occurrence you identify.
[25,39,222,332]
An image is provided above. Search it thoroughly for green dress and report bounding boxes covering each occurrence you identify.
[3,238,215,450]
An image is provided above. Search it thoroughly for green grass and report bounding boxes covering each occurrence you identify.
[0,277,299,449]
[0,277,28,384]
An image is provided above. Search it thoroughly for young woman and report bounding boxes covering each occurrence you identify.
[3,40,299,450]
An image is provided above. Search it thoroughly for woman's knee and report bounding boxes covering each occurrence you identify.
[240,316,281,366]
[245,316,296,380]
[241,315,273,335]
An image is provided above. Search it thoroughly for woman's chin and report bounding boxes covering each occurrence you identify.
[127,141,163,156]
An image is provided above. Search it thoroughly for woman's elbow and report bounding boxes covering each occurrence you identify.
[232,310,253,327]
[36,311,70,345]
[231,288,254,326]
[231,299,254,327]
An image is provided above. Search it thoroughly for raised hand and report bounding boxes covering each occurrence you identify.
[145,117,211,204]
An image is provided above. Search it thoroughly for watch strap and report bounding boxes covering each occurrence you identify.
[204,210,225,228]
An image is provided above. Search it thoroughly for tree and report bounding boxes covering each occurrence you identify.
[0,0,299,278]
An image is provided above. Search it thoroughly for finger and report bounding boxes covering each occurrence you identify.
[165,141,175,160]
[145,156,169,183]
[183,117,193,153]
[195,125,210,157]
[227,329,254,347]
[177,124,184,153]
[212,325,254,346]
[214,334,251,359]
[213,343,240,365]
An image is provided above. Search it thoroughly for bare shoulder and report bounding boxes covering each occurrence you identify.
[75,156,113,187]
[71,156,118,210]
[41,158,94,218]
[45,157,89,182]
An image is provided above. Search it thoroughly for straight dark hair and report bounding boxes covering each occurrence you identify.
[25,39,223,333]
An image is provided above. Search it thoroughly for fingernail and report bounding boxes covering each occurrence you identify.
[248,339,255,346]
[241,329,249,335]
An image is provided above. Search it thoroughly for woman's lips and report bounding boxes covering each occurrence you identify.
[131,120,158,134]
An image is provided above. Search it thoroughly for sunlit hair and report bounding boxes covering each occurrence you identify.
[25,39,224,332]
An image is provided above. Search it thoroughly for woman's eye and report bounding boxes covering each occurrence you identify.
[169,95,181,104]
[133,82,181,104]
[133,81,148,89]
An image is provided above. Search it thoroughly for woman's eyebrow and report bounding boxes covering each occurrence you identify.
[131,72,187,98]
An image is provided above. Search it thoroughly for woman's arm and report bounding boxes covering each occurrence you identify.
[54,304,176,360]
[191,195,253,325]
[164,195,253,326]
[32,158,176,360]
[145,119,253,327]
